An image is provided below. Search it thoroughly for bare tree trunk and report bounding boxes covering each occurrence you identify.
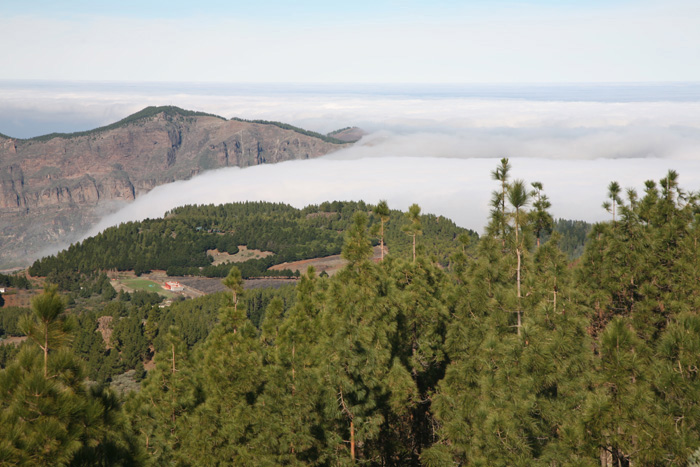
[380,221,385,261]
[516,247,522,336]
[291,344,296,395]
[43,318,50,377]
[412,234,416,263]
[350,420,356,462]
[172,342,176,374]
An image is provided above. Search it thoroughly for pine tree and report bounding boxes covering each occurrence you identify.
[373,200,391,261]
[19,284,73,377]
[180,293,268,465]
[602,181,622,224]
[320,240,405,464]
[222,266,244,310]
[388,256,451,463]
[583,317,665,466]
[520,234,594,463]
[0,346,142,465]
[124,327,202,465]
[508,179,530,336]
[651,312,700,463]
[1,287,142,465]
[487,157,512,243]
[431,224,593,465]
[402,204,423,263]
[530,181,553,248]
[257,270,330,465]
[342,212,374,266]
[429,233,516,464]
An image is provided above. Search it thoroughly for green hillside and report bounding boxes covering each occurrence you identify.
[29,200,477,282]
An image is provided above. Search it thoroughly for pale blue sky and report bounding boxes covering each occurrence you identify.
[2,0,698,83]
[0,1,630,19]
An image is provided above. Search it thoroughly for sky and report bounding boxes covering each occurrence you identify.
[3,0,700,83]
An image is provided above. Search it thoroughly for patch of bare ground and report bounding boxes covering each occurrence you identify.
[269,245,385,276]
[2,288,37,308]
[97,316,113,348]
[106,270,137,280]
[167,276,227,296]
[108,271,138,293]
[0,336,27,346]
[151,275,297,296]
[207,246,273,266]
[143,358,156,371]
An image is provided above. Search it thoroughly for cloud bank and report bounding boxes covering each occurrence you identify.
[86,155,700,238]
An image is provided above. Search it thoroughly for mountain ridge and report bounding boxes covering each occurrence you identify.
[1,106,350,145]
[10,106,227,143]
[0,106,351,268]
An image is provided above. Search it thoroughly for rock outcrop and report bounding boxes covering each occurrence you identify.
[0,106,348,267]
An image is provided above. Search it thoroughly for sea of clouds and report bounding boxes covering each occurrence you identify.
[3,82,700,238]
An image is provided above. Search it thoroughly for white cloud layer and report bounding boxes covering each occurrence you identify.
[3,83,700,139]
[86,155,700,238]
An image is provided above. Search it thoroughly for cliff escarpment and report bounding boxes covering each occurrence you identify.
[0,106,348,267]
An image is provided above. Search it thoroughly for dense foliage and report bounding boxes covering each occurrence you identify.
[29,201,477,282]
[0,273,31,290]
[3,164,700,465]
[0,306,28,339]
[544,218,592,259]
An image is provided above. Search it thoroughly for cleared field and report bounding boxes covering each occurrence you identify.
[117,278,178,298]
[1,289,36,308]
[0,336,27,347]
[161,276,295,296]
[269,246,385,277]
[207,246,273,266]
[120,278,160,291]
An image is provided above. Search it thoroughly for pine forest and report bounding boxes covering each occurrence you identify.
[2,160,700,466]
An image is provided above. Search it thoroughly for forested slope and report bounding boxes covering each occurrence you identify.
[29,200,477,281]
[2,162,700,465]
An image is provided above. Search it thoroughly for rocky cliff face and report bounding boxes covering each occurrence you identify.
[0,107,347,268]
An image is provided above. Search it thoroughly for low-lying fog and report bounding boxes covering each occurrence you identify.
[86,155,700,238]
